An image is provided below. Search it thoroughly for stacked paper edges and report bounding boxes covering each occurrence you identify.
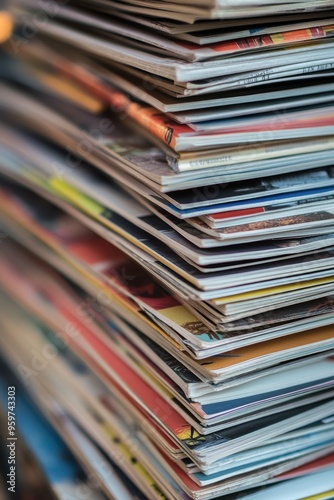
[0,0,334,498]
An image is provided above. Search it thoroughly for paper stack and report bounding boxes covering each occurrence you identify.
[0,0,334,498]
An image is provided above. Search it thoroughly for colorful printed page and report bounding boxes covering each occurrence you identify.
[0,236,333,387]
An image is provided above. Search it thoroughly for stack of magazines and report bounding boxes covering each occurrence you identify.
[0,0,334,497]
